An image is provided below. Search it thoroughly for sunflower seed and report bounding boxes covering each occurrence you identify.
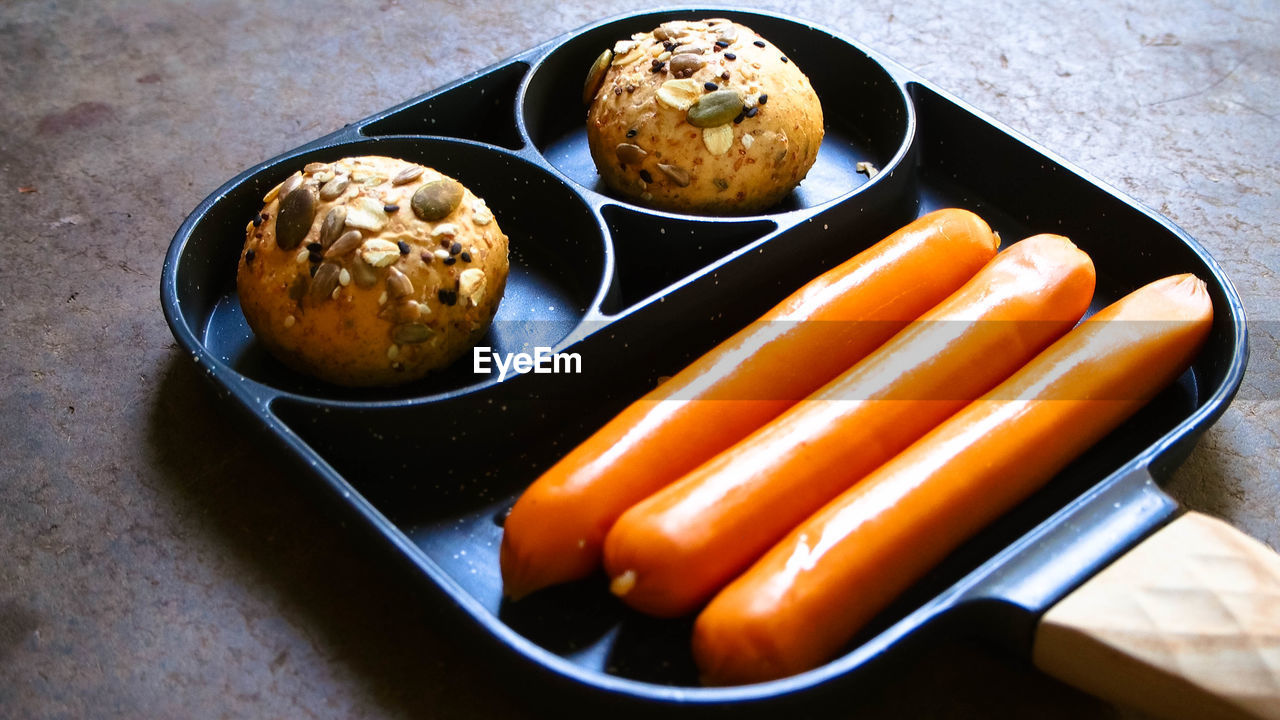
[351,257,378,288]
[319,175,349,201]
[615,143,648,165]
[411,179,464,221]
[325,230,362,258]
[319,206,347,247]
[669,53,705,77]
[392,165,425,186]
[394,300,421,322]
[386,266,414,299]
[393,323,432,344]
[309,261,341,301]
[276,185,317,250]
[304,162,330,174]
[657,163,691,187]
[288,273,308,303]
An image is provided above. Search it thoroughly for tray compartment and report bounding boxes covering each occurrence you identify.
[359,61,530,150]
[175,135,608,403]
[521,9,913,215]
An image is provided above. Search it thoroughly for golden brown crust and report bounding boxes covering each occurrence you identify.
[236,155,509,387]
[585,19,823,214]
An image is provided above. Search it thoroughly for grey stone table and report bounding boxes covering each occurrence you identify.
[2,0,1275,717]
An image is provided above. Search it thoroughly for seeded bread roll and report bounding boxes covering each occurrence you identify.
[236,155,509,387]
[583,18,823,214]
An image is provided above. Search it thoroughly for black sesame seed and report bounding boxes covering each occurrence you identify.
[438,289,457,306]
[421,252,433,263]
[724,52,736,60]
[758,93,768,104]
[308,251,322,264]
[450,241,462,255]
[781,56,789,63]
[650,61,666,73]
[734,113,745,124]
[704,81,718,91]
[398,240,410,254]
[639,169,653,183]
[260,212,270,220]
[306,242,322,252]
[715,40,729,48]
[244,249,256,263]
[251,215,263,228]
[663,41,675,52]
[626,128,637,138]
[443,256,456,266]
[309,264,319,277]
[753,40,766,47]
[460,251,471,263]
[745,106,759,118]
[384,204,399,212]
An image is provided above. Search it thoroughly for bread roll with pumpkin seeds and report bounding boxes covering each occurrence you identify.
[584,18,823,214]
[236,155,509,387]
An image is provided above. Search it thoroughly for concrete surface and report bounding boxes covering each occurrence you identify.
[1,0,1276,717]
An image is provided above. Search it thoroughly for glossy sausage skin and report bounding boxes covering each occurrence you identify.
[693,274,1214,685]
[500,209,1000,599]
[604,235,1096,617]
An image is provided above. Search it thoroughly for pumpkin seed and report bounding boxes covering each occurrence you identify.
[656,78,702,111]
[703,125,734,155]
[319,206,347,247]
[615,143,648,165]
[319,175,349,201]
[657,163,691,187]
[583,48,613,105]
[351,257,378,288]
[386,266,414,299]
[411,179,463,221]
[393,323,433,344]
[324,229,363,258]
[275,185,317,250]
[392,165,424,186]
[309,261,341,301]
[344,196,388,231]
[687,90,743,128]
[278,171,304,200]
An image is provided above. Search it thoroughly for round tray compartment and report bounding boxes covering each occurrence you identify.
[521,9,912,216]
[165,135,609,404]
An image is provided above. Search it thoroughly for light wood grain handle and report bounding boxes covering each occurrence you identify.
[1033,511,1280,720]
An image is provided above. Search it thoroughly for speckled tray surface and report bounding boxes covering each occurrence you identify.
[160,7,1247,712]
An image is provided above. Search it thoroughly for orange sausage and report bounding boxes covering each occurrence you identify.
[604,235,1096,617]
[500,209,1000,599]
[693,274,1214,685]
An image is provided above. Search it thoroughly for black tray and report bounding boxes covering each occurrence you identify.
[160,7,1248,713]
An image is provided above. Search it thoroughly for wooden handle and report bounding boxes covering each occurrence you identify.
[1033,511,1280,720]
